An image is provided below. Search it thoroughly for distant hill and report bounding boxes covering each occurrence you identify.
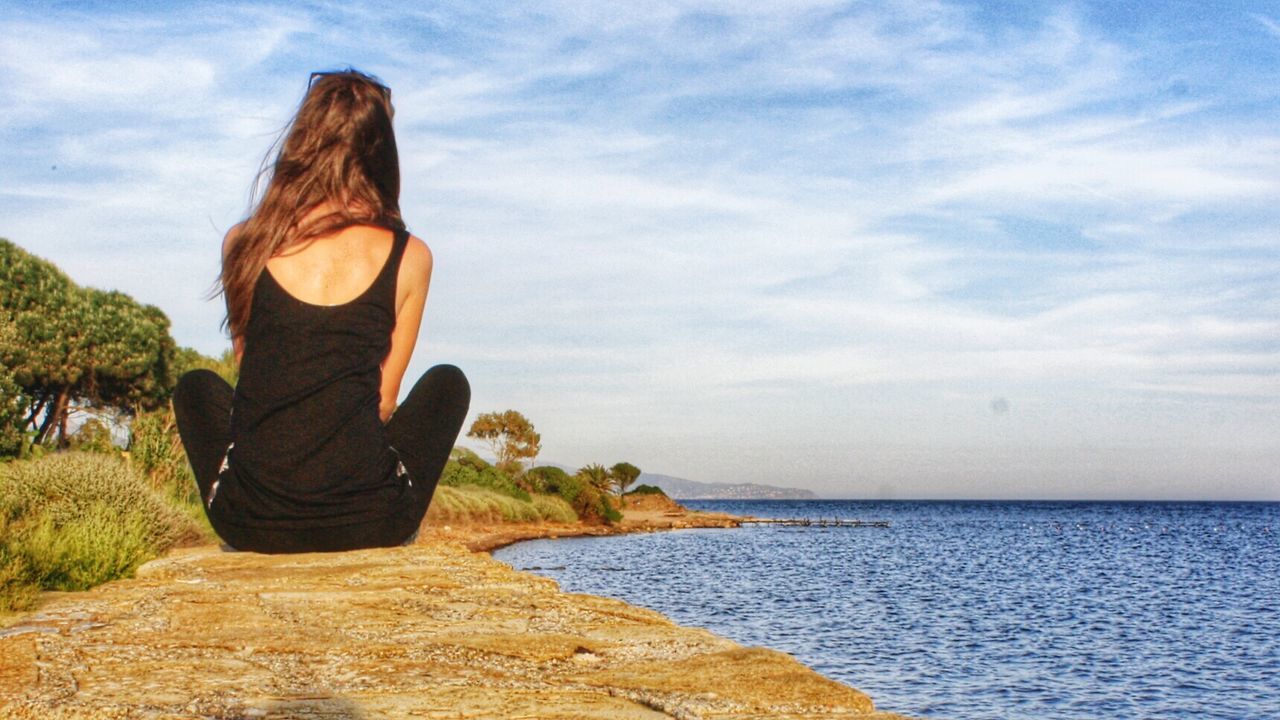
[639,473,817,500]
[524,463,818,500]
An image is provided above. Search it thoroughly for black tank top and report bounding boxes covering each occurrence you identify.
[219,229,410,529]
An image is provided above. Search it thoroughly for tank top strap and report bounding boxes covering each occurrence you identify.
[374,228,410,307]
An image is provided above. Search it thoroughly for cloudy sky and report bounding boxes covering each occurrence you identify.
[2,1,1277,500]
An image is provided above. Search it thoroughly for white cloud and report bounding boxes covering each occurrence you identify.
[1253,13,1280,39]
[1,1,1276,498]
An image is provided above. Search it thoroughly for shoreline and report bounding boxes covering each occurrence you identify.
[0,506,911,719]
[426,505,746,553]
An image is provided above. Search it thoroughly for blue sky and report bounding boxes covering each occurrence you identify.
[2,1,1277,499]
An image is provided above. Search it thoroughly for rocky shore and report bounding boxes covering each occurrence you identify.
[0,508,911,719]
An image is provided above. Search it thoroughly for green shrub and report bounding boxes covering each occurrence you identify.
[129,408,194,495]
[439,457,530,502]
[0,452,200,548]
[524,465,570,494]
[439,459,479,487]
[19,503,154,591]
[495,493,542,522]
[567,477,612,525]
[515,465,619,525]
[450,446,491,470]
[0,452,203,612]
[0,516,37,612]
[127,407,210,535]
[479,466,530,501]
[625,484,667,496]
[531,493,577,523]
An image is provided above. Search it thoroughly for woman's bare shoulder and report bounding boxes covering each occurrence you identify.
[401,233,434,285]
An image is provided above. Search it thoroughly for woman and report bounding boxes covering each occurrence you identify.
[173,69,470,553]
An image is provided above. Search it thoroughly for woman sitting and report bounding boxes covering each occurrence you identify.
[173,69,469,553]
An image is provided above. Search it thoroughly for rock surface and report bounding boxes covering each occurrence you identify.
[0,532,911,719]
[620,492,688,515]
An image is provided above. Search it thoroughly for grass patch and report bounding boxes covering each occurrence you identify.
[531,494,577,523]
[127,407,215,539]
[427,485,577,525]
[0,452,203,613]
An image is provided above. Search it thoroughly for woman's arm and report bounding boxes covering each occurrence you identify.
[380,234,433,422]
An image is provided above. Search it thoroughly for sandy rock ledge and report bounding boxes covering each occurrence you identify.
[0,539,911,719]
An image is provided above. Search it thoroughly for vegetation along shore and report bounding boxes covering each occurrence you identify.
[1,238,909,717]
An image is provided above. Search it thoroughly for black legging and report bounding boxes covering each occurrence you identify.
[172,364,470,553]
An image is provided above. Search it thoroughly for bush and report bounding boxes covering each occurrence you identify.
[524,465,571,494]
[17,503,154,592]
[439,458,530,502]
[531,494,578,523]
[0,452,203,612]
[127,406,209,535]
[521,465,619,525]
[450,446,491,470]
[0,516,37,611]
[477,466,530,501]
[438,458,476,488]
[625,484,667,496]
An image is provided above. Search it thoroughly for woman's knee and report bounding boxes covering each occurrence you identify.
[175,369,230,401]
[426,364,468,391]
[390,365,470,440]
[411,364,470,409]
[172,369,233,429]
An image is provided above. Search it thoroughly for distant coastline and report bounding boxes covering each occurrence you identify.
[521,464,820,500]
[639,472,818,500]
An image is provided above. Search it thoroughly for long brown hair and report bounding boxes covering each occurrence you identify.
[220,69,405,340]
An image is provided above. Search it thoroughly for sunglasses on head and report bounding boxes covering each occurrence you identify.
[307,70,390,99]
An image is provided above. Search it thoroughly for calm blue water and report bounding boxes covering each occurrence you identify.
[495,500,1280,719]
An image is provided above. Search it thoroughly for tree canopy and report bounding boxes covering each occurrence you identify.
[610,461,642,494]
[0,238,184,456]
[576,463,612,493]
[0,320,26,457]
[466,409,541,472]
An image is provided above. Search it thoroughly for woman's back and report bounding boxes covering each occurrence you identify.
[264,225,399,308]
[225,228,411,530]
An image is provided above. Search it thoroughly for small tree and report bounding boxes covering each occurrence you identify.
[576,463,612,494]
[466,410,541,473]
[611,462,641,495]
[1,238,180,454]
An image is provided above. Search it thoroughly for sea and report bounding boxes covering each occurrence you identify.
[494,500,1279,719]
